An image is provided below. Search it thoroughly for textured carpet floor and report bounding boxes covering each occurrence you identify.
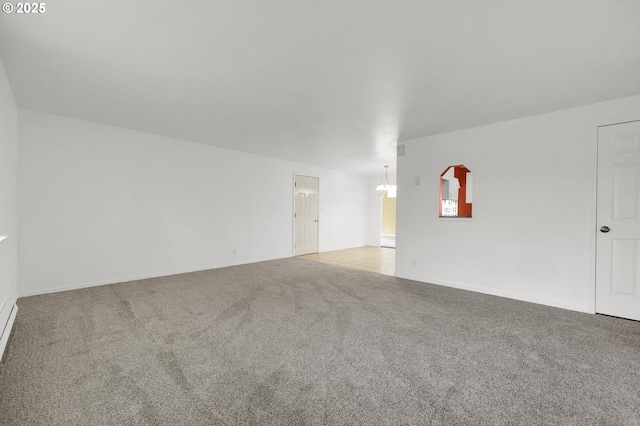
[1,258,639,425]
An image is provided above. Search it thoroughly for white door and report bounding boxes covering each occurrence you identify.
[294,175,318,255]
[596,120,640,321]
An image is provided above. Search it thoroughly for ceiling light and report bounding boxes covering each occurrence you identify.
[376,165,397,194]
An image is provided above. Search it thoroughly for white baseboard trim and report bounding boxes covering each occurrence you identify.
[395,273,589,314]
[0,300,18,361]
[18,255,293,298]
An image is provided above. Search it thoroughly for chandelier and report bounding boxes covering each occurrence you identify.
[376,165,397,197]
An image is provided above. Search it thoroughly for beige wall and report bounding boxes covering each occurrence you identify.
[381,194,396,235]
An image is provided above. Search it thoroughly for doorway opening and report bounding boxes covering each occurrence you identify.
[381,192,396,248]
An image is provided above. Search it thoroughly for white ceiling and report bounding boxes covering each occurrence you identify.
[1,1,639,176]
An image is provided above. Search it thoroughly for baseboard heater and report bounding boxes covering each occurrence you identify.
[381,234,396,248]
[0,300,18,362]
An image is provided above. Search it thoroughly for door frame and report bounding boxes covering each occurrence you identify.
[292,173,320,256]
[591,114,640,314]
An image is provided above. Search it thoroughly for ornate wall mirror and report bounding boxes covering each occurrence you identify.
[440,165,472,218]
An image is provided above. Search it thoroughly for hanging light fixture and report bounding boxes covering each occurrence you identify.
[376,165,397,195]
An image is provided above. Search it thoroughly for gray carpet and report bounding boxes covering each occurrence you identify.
[1,258,639,425]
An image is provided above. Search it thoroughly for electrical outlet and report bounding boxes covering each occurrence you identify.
[412,259,417,266]
[233,248,237,256]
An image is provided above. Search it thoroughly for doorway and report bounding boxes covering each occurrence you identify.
[596,120,640,321]
[381,193,396,248]
[294,174,319,256]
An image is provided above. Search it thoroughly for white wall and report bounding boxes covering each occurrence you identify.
[18,110,370,296]
[396,95,640,313]
[0,55,18,359]
[366,176,384,247]
[0,56,17,305]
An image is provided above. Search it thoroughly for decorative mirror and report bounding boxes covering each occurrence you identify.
[440,165,472,218]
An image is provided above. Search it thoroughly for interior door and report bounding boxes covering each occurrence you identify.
[294,175,318,255]
[596,120,640,321]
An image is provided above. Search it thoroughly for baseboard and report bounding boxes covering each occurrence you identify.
[395,273,589,314]
[18,255,293,298]
[0,300,18,362]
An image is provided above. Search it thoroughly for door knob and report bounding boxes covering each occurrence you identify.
[314,219,318,222]
[600,226,610,233]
